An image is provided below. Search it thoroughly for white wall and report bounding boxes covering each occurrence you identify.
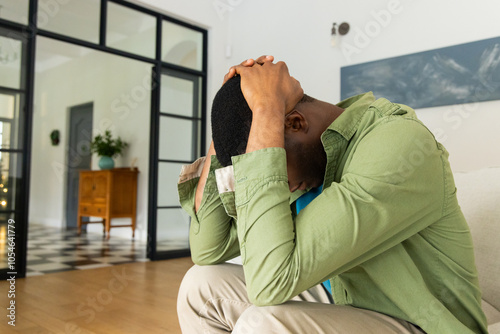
[226,0,500,172]
[29,37,152,239]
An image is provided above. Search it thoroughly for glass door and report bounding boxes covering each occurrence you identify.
[150,67,203,259]
[0,27,27,279]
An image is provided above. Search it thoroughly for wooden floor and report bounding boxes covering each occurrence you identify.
[0,257,193,334]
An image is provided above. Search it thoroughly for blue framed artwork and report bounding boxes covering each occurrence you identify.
[340,37,500,109]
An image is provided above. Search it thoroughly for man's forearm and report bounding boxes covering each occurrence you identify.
[178,148,240,264]
[246,108,285,154]
[195,141,216,212]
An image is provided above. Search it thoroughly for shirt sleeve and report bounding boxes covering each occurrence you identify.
[178,155,240,265]
[231,118,449,306]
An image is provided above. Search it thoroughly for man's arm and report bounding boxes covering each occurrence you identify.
[178,142,240,265]
[194,141,216,212]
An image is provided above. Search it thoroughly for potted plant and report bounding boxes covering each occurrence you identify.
[89,130,128,170]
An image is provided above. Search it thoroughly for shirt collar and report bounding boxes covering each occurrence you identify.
[326,92,376,141]
[320,92,375,187]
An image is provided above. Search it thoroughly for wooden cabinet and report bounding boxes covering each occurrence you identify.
[77,168,139,239]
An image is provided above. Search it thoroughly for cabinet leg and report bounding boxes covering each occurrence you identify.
[77,215,82,235]
[105,216,111,240]
[131,216,136,239]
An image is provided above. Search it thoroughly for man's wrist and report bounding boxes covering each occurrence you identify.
[246,116,284,152]
[252,102,285,117]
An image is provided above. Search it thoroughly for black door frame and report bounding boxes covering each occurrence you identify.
[0,0,207,279]
[147,67,206,260]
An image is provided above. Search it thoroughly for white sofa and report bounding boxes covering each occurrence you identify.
[454,167,500,333]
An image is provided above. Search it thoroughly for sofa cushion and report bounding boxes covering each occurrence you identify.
[453,167,500,313]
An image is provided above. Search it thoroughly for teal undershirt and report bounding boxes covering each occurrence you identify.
[294,185,332,295]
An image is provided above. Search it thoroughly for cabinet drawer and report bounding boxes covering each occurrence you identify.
[80,204,107,217]
[93,205,106,216]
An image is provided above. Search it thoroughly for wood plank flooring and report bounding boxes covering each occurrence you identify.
[0,257,193,333]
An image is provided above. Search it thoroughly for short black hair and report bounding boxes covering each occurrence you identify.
[211,75,314,167]
[211,76,252,167]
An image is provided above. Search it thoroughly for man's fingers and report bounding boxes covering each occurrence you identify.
[223,56,274,85]
[222,65,247,85]
[222,59,253,85]
[255,55,274,65]
[232,64,247,76]
[240,58,254,66]
[222,67,236,85]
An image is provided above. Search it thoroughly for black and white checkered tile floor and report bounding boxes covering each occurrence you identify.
[26,224,149,276]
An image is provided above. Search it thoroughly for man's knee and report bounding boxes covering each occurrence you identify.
[233,305,281,334]
[178,264,239,309]
[178,263,248,331]
[178,265,212,302]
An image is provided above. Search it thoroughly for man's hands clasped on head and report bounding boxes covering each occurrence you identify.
[222,55,304,154]
[231,58,304,118]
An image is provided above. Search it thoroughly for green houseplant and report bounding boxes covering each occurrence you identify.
[89,130,128,169]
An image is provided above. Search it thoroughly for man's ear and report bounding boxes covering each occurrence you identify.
[285,110,308,133]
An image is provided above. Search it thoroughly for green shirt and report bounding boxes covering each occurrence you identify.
[178,92,488,334]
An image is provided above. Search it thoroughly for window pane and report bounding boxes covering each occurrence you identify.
[37,0,100,43]
[0,92,22,150]
[160,73,201,117]
[0,0,29,25]
[0,152,21,212]
[156,208,189,252]
[159,117,200,161]
[162,20,203,71]
[157,162,184,207]
[0,35,22,89]
[107,2,156,58]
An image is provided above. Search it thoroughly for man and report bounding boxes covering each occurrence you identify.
[176,56,488,333]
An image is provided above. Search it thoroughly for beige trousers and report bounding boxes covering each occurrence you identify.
[177,263,424,334]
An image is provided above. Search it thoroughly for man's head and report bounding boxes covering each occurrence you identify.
[211,75,331,192]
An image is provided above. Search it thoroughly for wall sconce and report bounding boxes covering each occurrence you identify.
[50,130,60,146]
[331,22,350,47]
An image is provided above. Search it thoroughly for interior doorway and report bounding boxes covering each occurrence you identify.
[65,103,93,230]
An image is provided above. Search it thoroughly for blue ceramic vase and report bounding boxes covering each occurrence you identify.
[98,156,114,170]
